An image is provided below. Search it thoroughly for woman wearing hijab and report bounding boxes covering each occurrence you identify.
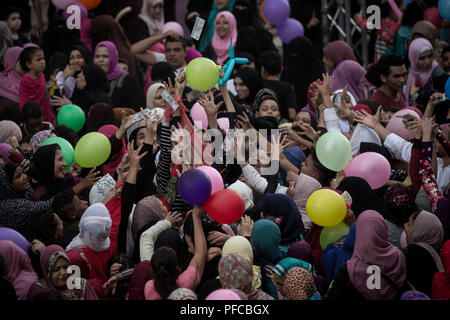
[0,163,53,232]
[66,202,120,288]
[261,194,304,251]
[28,144,96,201]
[145,83,166,110]
[406,38,445,104]
[0,120,22,144]
[199,0,236,53]
[251,219,284,299]
[292,173,322,230]
[232,0,259,30]
[331,60,368,101]
[206,11,237,64]
[325,210,407,300]
[218,253,273,300]
[27,245,98,300]
[222,236,261,290]
[0,240,38,300]
[0,46,23,104]
[55,45,92,100]
[404,210,445,296]
[85,103,116,133]
[234,67,261,107]
[412,20,440,50]
[432,240,450,299]
[70,64,112,113]
[282,37,325,107]
[93,41,145,111]
[140,0,165,36]
[90,15,137,78]
[322,40,357,74]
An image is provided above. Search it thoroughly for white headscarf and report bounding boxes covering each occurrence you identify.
[227,180,254,211]
[140,0,165,36]
[146,83,165,109]
[66,203,112,252]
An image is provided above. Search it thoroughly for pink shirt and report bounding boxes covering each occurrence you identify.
[144,266,201,300]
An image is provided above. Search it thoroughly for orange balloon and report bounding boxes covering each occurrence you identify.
[260,0,269,24]
[76,0,101,10]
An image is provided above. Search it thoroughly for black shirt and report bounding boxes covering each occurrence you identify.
[262,79,297,120]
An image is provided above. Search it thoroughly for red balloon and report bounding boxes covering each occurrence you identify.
[204,189,245,224]
[76,0,101,10]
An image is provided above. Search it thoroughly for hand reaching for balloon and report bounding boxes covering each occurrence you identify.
[51,95,72,110]
[81,167,101,190]
[198,91,223,117]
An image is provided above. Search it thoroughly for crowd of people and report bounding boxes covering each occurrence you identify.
[0,0,449,301]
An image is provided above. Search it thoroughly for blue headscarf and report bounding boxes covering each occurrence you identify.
[261,194,304,246]
[199,0,236,52]
[252,219,284,299]
[279,146,305,182]
[321,222,357,281]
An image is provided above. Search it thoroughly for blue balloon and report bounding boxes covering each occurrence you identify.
[445,77,450,98]
[439,0,450,20]
[177,169,212,206]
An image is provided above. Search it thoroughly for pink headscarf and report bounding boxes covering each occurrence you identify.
[140,0,165,36]
[347,210,406,300]
[331,60,367,101]
[95,41,125,81]
[405,38,438,102]
[0,47,23,103]
[0,240,39,300]
[212,11,238,64]
[98,125,127,176]
[323,40,357,71]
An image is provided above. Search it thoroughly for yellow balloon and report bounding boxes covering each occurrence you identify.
[306,189,347,227]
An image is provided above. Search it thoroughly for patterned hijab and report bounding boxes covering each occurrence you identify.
[406,210,444,272]
[168,288,197,300]
[218,253,273,300]
[30,130,52,153]
[39,245,72,294]
[281,267,315,300]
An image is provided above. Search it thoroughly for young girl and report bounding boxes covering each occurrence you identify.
[19,47,56,124]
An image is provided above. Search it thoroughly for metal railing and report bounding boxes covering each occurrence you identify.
[321,0,370,68]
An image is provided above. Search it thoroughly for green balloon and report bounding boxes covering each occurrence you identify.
[319,222,350,250]
[74,132,111,168]
[57,104,85,132]
[40,136,74,171]
[315,131,351,171]
[186,57,219,91]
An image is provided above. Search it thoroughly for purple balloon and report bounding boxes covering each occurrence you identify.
[0,227,31,253]
[277,18,305,44]
[177,169,212,206]
[263,0,291,26]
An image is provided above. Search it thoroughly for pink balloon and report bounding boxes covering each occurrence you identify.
[196,165,224,194]
[190,103,208,131]
[52,0,73,9]
[217,117,230,131]
[205,289,243,300]
[386,109,420,141]
[344,152,391,189]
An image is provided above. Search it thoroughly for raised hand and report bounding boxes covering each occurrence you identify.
[237,112,254,131]
[198,91,223,117]
[82,167,102,189]
[127,141,148,168]
[237,215,254,237]
[355,105,382,129]
[165,211,183,225]
[117,111,141,139]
